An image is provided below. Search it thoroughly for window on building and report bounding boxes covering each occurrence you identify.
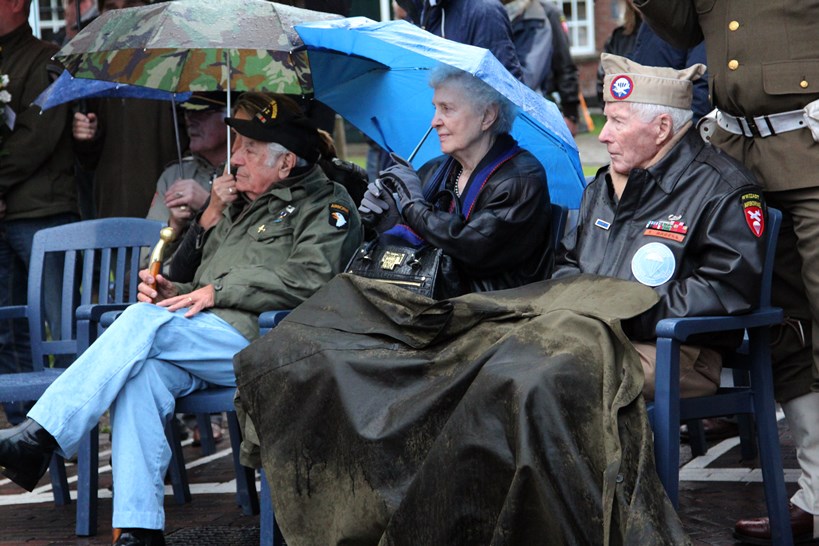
[551,0,595,56]
[31,0,65,43]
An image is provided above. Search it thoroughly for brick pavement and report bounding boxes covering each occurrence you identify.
[0,412,798,545]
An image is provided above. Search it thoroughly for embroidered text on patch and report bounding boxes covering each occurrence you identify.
[329,203,350,229]
[741,192,765,238]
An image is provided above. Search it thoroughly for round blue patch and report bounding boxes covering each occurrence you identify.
[631,242,676,287]
[610,75,634,100]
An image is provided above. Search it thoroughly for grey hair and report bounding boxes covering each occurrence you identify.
[629,102,693,133]
[264,142,307,168]
[428,65,515,135]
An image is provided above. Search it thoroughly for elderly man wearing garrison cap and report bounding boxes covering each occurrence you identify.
[555,53,768,401]
[0,97,362,545]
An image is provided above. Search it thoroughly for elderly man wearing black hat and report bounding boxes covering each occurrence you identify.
[0,97,362,545]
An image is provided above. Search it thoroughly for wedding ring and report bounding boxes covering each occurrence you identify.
[179,205,188,211]
[229,187,235,194]
[175,192,183,198]
[188,297,193,303]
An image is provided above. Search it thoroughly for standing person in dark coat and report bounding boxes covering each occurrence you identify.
[395,0,523,81]
[504,0,580,134]
[634,1,819,542]
[0,0,78,424]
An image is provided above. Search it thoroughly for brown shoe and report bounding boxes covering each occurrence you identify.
[734,503,819,544]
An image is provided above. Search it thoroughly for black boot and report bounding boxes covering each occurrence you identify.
[0,418,58,491]
[114,528,166,546]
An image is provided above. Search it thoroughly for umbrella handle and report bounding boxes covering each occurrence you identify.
[408,125,434,164]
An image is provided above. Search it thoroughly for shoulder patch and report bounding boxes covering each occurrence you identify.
[329,203,349,229]
[741,192,765,238]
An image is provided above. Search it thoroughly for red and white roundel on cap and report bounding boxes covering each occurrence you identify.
[610,75,634,100]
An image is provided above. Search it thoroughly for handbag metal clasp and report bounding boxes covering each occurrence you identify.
[380,251,406,270]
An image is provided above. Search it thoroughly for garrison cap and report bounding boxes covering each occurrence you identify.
[602,53,706,109]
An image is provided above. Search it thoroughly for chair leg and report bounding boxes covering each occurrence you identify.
[165,420,191,505]
[652,337,682,507]
[226,412,258,516]
[260,470,286,546]
[685,419,708,457]
[76,425,99,536]
[195,413,217,455]
[748,329,793,546]
[49,454,71,506]
[733,368,759,460]
[737,414,758,461]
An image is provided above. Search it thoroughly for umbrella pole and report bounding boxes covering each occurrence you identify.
[171,96,184,179]
[225,51,232,166]
[408,125,435,163]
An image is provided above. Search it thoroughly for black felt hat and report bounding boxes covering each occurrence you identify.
[224,98,320,164]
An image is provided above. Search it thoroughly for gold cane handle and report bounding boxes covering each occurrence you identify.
[148,226,177,290]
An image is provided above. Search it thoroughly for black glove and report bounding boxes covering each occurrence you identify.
[378,153,425,215]
[359,180,402,234]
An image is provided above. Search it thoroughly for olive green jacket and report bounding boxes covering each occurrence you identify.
[634,0,819,192]
[174,164,362,341]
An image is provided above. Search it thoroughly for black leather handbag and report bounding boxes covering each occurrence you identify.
[345,236,463,300]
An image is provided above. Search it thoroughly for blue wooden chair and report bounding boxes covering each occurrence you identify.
[256,310,292,546]
[0,217,163,536]
[648,208,792,546]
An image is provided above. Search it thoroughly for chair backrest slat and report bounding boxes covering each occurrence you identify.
[24,218,163,370]
[759,208,781,308]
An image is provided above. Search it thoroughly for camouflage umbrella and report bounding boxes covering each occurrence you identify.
[55,0,339,157]
[55,0,339,95]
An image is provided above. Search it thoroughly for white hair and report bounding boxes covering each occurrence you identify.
[264,142,307,168]
[628,102,693,133]
[428,65,516,135]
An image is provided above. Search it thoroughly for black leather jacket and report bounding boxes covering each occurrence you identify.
[405,134,552,293]
[554,129,767,340]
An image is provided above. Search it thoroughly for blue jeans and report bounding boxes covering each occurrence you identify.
[28,303,249,529]
[0,213,77,423]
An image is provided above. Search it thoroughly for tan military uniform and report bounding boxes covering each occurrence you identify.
[635,0,819,401]
[636,0,819,528]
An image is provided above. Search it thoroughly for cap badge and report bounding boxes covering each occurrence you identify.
[610,75,634,100]
[255,100,279,124]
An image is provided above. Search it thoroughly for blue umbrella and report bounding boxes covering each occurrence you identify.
[32,70,192,111]
[295,17,586,208]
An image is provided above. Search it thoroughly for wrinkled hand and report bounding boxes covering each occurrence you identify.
[137,268,179,303]
[199,169,239,229]
[164,178,210,211]
[378,153,425,215]
[73,112,98,141]
[156,284,215,318]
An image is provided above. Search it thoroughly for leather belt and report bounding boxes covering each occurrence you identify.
[715,108,808,138]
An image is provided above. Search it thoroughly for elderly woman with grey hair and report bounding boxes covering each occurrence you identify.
[359,65,553,294]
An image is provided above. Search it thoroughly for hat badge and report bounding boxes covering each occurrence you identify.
[610,75,634,100]
[255,100,279,125]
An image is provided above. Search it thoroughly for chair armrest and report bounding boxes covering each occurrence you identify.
[76,302,135,323]
[76,303,136,354]
[0,305,27,321]
[259,310,292,335]
[655,307,784,342]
